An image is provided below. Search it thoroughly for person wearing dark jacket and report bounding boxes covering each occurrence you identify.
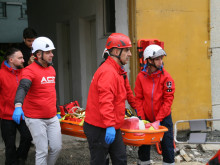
[13,37,62,165]
[18,27,37,67]
[0,48,32,165]
[135,44,175,165]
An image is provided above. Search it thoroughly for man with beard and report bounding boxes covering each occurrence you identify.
[84,33,133,165]
[0,48,32,165]
[13,37,62,165]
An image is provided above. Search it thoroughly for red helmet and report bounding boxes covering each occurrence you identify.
[106,33,132,50]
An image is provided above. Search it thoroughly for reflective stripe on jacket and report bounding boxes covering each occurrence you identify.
[134,69,175,122]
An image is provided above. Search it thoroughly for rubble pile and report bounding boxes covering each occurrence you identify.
[174,144,219,164]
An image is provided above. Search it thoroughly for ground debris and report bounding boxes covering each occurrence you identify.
[0,134,219,165]
[180,149,191,162]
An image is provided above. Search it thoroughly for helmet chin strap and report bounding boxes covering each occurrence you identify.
[147,59,164,74]
[41,51,53,66]
[110,49,125,65]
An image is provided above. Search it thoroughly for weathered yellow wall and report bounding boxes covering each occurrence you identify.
[131,0,211,129]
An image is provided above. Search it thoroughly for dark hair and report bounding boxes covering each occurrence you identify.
[4,48,20,61]
[99,53,109,67]
[23,27,38,39]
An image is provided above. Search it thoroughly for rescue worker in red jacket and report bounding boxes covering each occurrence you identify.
[12,37,62,165]
[134,44,175,165]
[84,33,133,165]
[0,48,32,165]
[101,48,136,110]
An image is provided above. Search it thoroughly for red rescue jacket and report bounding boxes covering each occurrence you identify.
[85,57,128,129]
[134,68,175,122]
[0,61,22,120]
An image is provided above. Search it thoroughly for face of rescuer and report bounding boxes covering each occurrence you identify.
[119,48,132,65]
[9,50,24,69]
[36,50,54,65]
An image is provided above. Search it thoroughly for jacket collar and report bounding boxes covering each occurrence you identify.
[141,67,162,78]
[34,59,53,67]
[1,60,21,74]
[106,56,127,75]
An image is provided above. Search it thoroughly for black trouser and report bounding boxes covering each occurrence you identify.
[138,114,174,163]
[83,122,127,165]
[1,119,32,165]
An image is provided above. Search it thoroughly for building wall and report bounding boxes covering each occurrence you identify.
[27,0,102,107]
[211,0,220,130]
[27,0,129,107]
[0,0,28,43]
[133,0,211,129]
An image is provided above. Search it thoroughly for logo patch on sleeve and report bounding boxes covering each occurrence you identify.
[166,81,172,88]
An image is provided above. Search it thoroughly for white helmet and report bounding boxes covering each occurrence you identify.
[32,37,55,53]
[102,48,110,59]
[143,44,166,61]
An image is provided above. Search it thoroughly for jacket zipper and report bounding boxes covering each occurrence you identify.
[15,71,19,84]
[151,78,156,121]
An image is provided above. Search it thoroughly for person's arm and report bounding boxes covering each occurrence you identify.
[0,74,2,92]
[156,77,175,121]
[13,79,31,124]
[14,79,32,106]
[97,71,117,144]
[134,74,145,120]
[98,71,116,128]
[56,94,61,119]
[27,55,35,65]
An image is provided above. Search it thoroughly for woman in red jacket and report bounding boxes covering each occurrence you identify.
[135,45,175,165]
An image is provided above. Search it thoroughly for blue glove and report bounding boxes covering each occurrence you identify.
[56,114,61,119]
[105,127,116,144]
[12,107,24,124]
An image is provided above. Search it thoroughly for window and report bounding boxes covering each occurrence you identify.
[103,0,115,36]
[0,2,6,18]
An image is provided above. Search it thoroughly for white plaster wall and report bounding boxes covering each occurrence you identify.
[115,0,131,108]
[115,0,130,79]
[210,0,220,130]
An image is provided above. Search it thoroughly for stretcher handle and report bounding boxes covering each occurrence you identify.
[123,137,145,141]
[121,126,168,134]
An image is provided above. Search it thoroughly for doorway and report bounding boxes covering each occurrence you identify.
[56,22,73,105]
[79,17,97,107]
